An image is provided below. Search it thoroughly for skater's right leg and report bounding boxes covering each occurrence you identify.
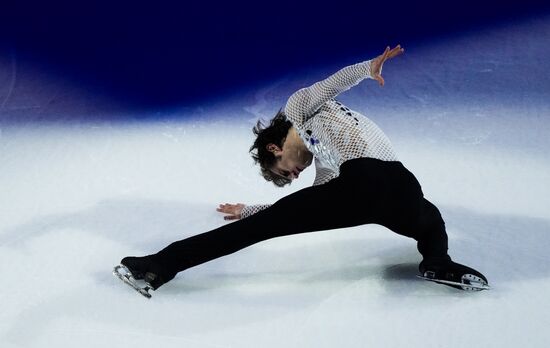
[120,255,175,290]
[120,160,392,290]
[128,177,378,289]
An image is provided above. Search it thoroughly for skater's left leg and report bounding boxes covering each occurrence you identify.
[400,199,488,285]
[370,161,450,260]
[371,164,489,287]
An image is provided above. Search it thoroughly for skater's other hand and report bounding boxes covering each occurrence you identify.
[371,44,404,87]
[216,203,245,221]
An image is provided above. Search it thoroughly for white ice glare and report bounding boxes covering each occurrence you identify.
[1,15,550,348]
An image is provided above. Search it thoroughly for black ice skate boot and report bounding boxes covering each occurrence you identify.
[113,256,175,298]
[418,257,490,291]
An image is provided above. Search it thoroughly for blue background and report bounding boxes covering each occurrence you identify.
[1,0,549,110]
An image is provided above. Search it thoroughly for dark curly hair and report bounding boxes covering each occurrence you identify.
[249,108,293,187]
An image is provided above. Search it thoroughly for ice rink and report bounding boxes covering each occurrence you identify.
[1,14,549,348]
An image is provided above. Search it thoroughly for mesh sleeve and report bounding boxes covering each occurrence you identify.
[283,59,374,126]
[241,204,272,219]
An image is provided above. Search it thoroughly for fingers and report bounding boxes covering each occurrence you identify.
[218,203,244,209]
[217,203,241,220]
[370,45,403,90]
[376,46,390,64]
[217,204,232,212]
[380,44,404,61]
[373,44,404,80]
[388,44,404,58]
[375,75,385,87]
[372,45,404,87]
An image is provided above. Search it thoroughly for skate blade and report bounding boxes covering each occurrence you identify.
[417,274,491,291]
[113,265,154,299]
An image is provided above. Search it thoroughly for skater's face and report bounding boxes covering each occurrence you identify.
[267,127,313,180]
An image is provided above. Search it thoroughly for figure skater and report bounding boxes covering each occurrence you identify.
[114,45,489,298]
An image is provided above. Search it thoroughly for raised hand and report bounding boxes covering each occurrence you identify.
[216,203,246,221]
[371,44,405,87]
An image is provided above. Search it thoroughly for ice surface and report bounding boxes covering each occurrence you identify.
[1,15,549,348]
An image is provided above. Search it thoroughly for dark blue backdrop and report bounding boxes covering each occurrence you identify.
[1,0,549,109]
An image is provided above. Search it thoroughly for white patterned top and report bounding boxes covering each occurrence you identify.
[242,58,397,219]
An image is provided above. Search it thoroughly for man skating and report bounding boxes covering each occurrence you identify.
[114,45,489,298]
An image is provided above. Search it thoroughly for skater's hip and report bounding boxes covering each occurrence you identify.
[339,157,423,199]
[340,157,409,179]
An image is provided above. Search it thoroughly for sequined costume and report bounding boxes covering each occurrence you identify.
[242,59,396,217]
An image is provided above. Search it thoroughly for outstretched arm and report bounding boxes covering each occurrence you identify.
[217,161,339,220]
[284,45,404,127]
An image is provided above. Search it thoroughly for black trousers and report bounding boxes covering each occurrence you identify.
[151,158,449,278]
